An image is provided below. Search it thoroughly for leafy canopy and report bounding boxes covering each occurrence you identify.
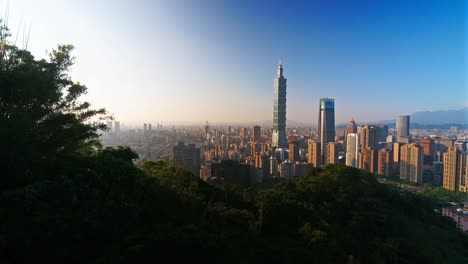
[0,22,107,190]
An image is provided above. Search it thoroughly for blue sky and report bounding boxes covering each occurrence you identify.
[2,0,467,124]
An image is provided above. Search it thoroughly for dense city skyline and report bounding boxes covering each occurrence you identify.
[2,0,467,124]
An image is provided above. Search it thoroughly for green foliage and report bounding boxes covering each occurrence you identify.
[0,29,107,190]
[419,187,468,207]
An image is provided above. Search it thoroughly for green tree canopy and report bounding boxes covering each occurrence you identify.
[0,23,107,190]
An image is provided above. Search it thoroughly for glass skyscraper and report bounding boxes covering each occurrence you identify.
[318,98,335,165]
[396,115,410,143]
[272,60,287,148]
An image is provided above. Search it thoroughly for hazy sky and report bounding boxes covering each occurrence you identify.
[2,0,467,125]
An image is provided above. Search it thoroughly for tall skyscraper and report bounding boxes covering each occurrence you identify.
[396,115,410,143]
[346,133,359,168]
[252,125,261,143]
[272,60,287,148]
[443,147,466,191]
[318,98,335,165]
[307,139,321,167]
[400,144,423,184]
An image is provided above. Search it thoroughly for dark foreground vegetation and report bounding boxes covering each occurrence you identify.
[1,26,468,263]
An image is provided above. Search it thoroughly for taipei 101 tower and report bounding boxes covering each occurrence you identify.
[272,59,287,148]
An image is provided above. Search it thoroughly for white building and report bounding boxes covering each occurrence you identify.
[346,133,359,168]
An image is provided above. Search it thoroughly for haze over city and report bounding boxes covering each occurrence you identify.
[3,0,467,125]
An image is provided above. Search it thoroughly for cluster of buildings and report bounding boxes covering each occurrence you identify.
[157,61,467,190]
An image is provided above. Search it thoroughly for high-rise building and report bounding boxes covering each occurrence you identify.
[318,98,335,165]
[272,60,287,148]
[173,142,201,177]
[252,125,261,143]
[204,121,210,136]
[396,115,410,143]
[279,160,293,179]
[270,156,278,176]
[377,125,389,143]
[226,126,232,135]
[289,140,299,162]
[443,147,466,191]
[392,142,402,175]
[359,148,378,173]
[240,127,249,139]
[437,138,455,150]
[345,118,357,137]
[360,125,379,150]
[400,144,423,184]
[327,142,337,164]
[420,137,434,157]
[346,133,359,168]
[393,142,402,163]
[377,148,392,177]
[307,139,321,167]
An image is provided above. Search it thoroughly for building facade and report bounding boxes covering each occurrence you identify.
[359,148,378,174]
[307,139,321,168]
[400,144,423,184]
[252,125,261,143]
[346,133,359,168]
[289,140,299,162]
[345,118,357,138]
[377,148,392,177]
[318,98,335,165]
[272,60,288,148]
[327,142,337,165]
[443,147,466,191]
[396,115,410,143]
[360,125,379,150]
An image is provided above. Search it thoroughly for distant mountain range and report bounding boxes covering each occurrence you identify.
[337,108,468,128]
[350,109,468,126]
[410,109,468,124]
[141,108,468,128]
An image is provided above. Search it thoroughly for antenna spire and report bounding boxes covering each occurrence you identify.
[277,57,283,77]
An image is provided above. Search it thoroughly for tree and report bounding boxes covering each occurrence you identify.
[0,22,107,190]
